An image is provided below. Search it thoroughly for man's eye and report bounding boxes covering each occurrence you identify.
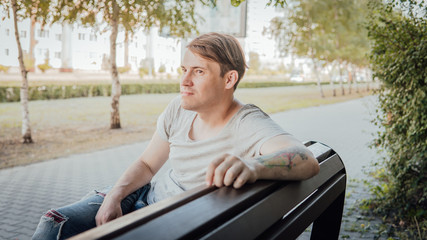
[195,70,203,74]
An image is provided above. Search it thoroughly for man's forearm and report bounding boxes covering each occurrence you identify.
[253,146,319,181]
[107,158,154,202]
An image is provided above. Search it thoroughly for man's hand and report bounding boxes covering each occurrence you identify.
[206,154,258,189]
[95,196,123,226]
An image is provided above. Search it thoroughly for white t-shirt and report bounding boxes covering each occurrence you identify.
[146,96,288,204]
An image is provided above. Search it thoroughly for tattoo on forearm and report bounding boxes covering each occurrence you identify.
[255,148,309,170]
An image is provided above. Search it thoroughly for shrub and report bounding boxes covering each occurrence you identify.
[176,66,183,75]
[0,81,320,102]
[118,65,131,74]
[23,53,35,72]
[139,67,149,78]
[0,65,11,73]
[158,64,166,73]
[37,59,52,73]
[366,0,426,237]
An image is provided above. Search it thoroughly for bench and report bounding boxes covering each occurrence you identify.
[71,141,346,240]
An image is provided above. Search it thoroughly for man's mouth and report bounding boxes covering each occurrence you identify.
[180,90,194,96]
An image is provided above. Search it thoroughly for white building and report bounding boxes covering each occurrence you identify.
[0,9,181,75]
[246,1,283,65]
[0,1,293,76]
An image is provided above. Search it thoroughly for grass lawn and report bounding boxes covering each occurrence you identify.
[0,83,375,169]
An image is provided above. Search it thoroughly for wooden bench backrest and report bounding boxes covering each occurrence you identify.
[71,141,346,240]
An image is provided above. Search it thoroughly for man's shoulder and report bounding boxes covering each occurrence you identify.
[236,103,270,120]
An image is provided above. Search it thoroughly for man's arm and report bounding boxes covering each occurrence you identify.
[205,135,319,189]
[254,135,320,180]
[95,131,170,226]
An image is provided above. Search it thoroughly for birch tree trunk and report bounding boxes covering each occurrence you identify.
[338,60,345,95]
[29,13,36,72]
[312,58,324,98]
[328,64,336,97]
[354,70,359,93]
[28,0,38,72]
[329,74,336,97]
[347,64,352,95]
[365,69,370,92]
[110,0,121,129]
[124,30,129,67]
[12,0,33,143]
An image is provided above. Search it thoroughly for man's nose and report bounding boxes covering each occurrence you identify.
[181,72,193,86]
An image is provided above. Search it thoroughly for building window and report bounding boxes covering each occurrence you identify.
[20,30,26,38]
[78,33,85,40]
[131,56,137,62]
[38,48,49,57]
[89,52,97,58]
[37,29,49,38]
[55,34,62,41]
[54,52,61,58]
[89,34,97,41]
[5,49,9,56]
[5,29,10,36]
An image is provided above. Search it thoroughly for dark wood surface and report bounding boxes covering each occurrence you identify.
[70,141,346,240]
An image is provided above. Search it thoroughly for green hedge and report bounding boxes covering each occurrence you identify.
[364,0,427,237]
[0,81,318,102]
[0,83,181,102]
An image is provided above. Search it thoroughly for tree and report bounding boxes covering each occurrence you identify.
[0,0,51,143]
[267,1,329,97]
[266,0,369,97]
[366,0,427,237]
[247,51,261,75]
[53,0,206,129]
[26,0,46,72]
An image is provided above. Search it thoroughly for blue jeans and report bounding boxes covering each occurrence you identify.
[32,184,151,240]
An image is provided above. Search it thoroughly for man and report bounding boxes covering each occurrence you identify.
[32,32,319,240]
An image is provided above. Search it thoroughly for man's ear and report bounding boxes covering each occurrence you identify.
[224,70,239,90]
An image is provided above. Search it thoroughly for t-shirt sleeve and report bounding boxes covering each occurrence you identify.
[236,106,290,157]
[156,96,181,141]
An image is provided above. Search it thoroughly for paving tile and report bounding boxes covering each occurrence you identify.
[0,224,21,232]
[6,233,30,240]
[0,229,20,239]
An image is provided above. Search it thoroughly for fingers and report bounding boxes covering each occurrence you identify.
[213,157,237,187]
[95,203,123,226]
[206,155,225,186]
[95,212,105,226]
[206,154,255,189]
[96,211,122,226]
[233,169,250,189]
[222,161,244,187]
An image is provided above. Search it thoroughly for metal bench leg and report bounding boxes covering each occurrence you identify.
[310,191,345,240]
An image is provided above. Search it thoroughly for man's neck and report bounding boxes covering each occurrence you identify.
[190,98,243,141]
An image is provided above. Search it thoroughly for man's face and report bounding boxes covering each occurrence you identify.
[180,50,225,112]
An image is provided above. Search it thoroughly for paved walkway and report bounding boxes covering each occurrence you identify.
[0,96,383,240]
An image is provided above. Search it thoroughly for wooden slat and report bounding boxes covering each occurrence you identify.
[70,185,216,240]
[200,153,344,240]
[307,142,333,162]
[113,181,281,240]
